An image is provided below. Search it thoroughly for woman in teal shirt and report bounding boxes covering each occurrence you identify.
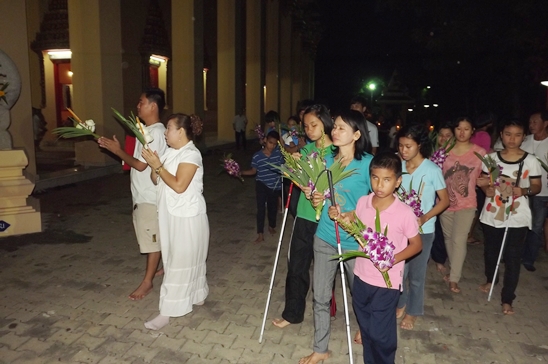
[299,109,372,364]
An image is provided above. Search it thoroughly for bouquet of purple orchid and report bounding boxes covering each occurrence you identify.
[254,124,265,141]
[335,209,395,288]
[272,134,356,220]
[430,138,456,168]
[220,154,244,182]
[396,177,424,233]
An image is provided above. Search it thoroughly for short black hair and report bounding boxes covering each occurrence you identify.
[144,88,166,113]
[332,109,371,159]
[266,130,280,140]
[499,118,524,133]
[396,123,433,158]
[370,151,402,178]
[265,110,280,124]
[350,95,368,109]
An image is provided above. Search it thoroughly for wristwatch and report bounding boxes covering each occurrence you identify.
[527,187,532,196]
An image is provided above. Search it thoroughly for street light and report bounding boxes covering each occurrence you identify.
[367,83,376,106]
[542,81,548,109]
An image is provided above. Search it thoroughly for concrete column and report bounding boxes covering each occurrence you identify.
[0,0,41,236]
[171,0,203,116]
[279,12,292,122]
[217,0,237,141]
[0,0,37,177]
[291,35,303,116]
[245,0,262,133]
[264,0,279,115]
[68,0,124,166]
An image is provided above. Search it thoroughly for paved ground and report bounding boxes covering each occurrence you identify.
[1,145,548,363]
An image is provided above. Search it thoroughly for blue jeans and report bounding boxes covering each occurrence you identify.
[397,233,435,316]
[522,195,548,266]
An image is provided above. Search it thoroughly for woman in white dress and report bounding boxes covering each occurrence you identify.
[141,113,209,330]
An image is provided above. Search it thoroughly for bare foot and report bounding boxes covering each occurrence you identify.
[129,281,153,300]
[436,263,446,275]
[449,282,461,293]
[400,314,416,330]
[353,330,362,344]
[299,351,331,364]
[155,268,164,277]
[443,274,450,283]
[396,306,406,319]
[272,318,291,328]
[479,282,491,293]
[253,234,264,243]
[502,303,514,315]
[268,227,277,236]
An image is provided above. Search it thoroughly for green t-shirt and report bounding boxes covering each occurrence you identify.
[296,143,335,222]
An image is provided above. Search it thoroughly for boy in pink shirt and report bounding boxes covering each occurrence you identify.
[329,152,422,364]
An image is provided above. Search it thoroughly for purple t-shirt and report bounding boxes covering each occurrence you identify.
[470,131,491,153]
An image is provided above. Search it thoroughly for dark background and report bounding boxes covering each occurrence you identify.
[312,0,548,125]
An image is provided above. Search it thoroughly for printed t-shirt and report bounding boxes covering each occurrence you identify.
[131,122,167,205]
[315,153,373,250]
[442,144,486,211]
[401,159,446,234]
[353,193,419,291]
[520,135,548,196]
[251,147,283,190]
[296,143,335,222]
[479,152,541,229]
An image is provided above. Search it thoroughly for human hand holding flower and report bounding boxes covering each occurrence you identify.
[476,176,491,188]
[310,191,324,208]
[485,185,495,198]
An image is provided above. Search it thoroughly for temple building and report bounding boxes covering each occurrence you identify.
[0,0,320,235]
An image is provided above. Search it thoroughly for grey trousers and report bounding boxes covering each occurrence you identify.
[312,235,356,353]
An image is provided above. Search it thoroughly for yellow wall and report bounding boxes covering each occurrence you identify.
[0,0,37,178]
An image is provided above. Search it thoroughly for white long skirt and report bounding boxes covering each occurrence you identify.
[158,212,209,317]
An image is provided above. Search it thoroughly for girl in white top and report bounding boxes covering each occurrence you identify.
[142,113,209,330]
[477,119,541,315]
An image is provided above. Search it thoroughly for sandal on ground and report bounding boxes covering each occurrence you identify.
[400,315,417,330]
[502,303,515,315]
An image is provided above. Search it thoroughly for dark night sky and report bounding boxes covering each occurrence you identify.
[312,0,548,124]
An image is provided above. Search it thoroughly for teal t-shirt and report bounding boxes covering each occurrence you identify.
[401,158,446,234]
[296,143,335,222]
[315,152,373,250]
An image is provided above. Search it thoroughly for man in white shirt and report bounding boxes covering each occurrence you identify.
[98,88,168,299]
[233,108,248,150]
[521,111,548,272]
[350,95,378,154]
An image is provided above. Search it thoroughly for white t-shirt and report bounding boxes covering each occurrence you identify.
[366,120,379,148]
[479,152,541,229]
[520,135,548,196]
[158,141,206,217]
[233,114,247,132]
[130,122,167,205]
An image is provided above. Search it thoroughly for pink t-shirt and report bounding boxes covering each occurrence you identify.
[353,194,419,291]
[442,144,486,211]
[470,130,491,152]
